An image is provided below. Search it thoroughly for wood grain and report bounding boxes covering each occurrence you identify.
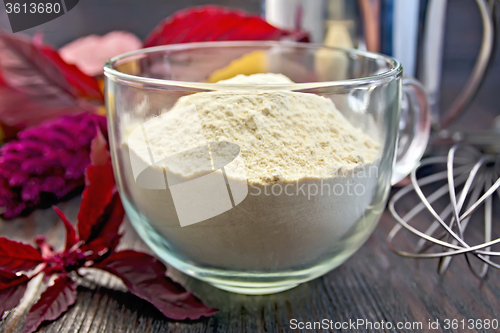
[0,189,499,333]
[1,0,499,332]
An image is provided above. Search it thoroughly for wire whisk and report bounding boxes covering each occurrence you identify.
[387,145,500,277]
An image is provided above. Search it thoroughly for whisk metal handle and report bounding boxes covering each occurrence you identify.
[391,78,431,185]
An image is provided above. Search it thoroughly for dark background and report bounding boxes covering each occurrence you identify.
[0,0,499,129]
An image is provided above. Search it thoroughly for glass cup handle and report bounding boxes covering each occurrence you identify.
[391,77,432,185]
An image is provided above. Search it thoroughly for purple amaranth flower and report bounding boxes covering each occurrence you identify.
[0,113,107,219]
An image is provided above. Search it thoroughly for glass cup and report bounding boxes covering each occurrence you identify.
[104,41,430,294]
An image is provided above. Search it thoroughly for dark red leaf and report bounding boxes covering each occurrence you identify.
[0,282,29,316]
[0,32,103,101]
[0,269,30,316]
[144,6,308,47]
[0,32,103,129]
[0,237,43,272]
[40,47,103,101]
[53,207,79,251]
[23,276,77,333]
[0,269,29,289]
[77,164,115,241]
[81,193,124,259]
[59,31,142,77]
[77,129,115,241]
[95,250,217,320]
[0,88,97,129]
[0,69,7,86]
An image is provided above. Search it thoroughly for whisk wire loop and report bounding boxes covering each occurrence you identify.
[388,145,500,276]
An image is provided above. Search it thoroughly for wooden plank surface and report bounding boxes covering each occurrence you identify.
[0,190,499,333]
[1,0,499,332]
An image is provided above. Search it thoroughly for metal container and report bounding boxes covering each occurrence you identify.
[263,0,496,128]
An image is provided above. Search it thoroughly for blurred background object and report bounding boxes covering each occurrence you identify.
[0,0,498,130]
[263,0,497,131]
[265,0,326,43]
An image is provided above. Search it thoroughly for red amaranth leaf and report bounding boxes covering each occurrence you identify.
[95,250,217,320]
[81,193,124,259]
[0,92,96,130]
[0,237,43,271]
[144,6,308,47]
[0,68,6,86]
[0,284,28,316]
[77,163,115,241]
[0,269,30,316]
[77,129,115,241]
[0,32,103,129]
[53,207,79,251]
[60,31,142,77]
[0,32,103,101]
[0,269,30,289]
[23,276,77,333]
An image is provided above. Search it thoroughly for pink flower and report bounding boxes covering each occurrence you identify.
[59,31,142,77]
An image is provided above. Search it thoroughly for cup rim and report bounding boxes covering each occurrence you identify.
[103,41,402,90]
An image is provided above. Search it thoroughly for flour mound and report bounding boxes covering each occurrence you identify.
[217,73,294,85]
[123,73,382,270]
[134,73,379,183]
